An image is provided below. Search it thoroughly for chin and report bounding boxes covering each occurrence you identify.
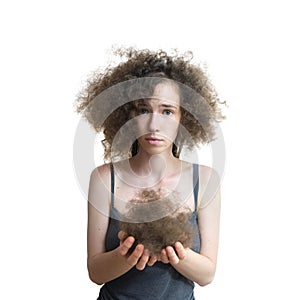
[143,147,169,156]
[138,142,173,156]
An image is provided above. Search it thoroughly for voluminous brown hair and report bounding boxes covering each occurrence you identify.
[120,189,195,256]
[76,47,225,161]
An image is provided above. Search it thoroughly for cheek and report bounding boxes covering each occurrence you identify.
[135,117,148,135]
[164,120,180,140]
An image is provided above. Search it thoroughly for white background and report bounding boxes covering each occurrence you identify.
[1,0,300,299]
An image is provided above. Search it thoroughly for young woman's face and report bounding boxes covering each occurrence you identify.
[135,83,181,155]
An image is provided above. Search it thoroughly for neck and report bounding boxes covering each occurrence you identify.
[130,148,179,178]
[113,147,182,190]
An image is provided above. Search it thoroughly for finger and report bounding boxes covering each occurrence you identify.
[166,246,179,264]
[136,249,150,270]
[127,244,144,267]
[118,230,126,240]
[160,249,169,264]
[118,236,135,256]
[174,242,187,260]
[147,255,157,266]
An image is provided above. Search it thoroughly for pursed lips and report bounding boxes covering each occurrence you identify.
[145,136,164,144]
[145,136,163,141]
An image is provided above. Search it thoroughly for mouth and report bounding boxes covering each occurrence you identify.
[145,136,164,145]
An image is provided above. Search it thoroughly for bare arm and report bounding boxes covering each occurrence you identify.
[160,166,221,286]
[87,165,152,285]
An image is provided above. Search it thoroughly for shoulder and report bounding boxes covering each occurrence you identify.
[196,164,221,209]
[198,165,220,184]
[89,163,111,185]
[185,162,219,184]
[88,163,112,206]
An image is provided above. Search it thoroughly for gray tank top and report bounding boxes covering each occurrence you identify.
[98,164,201,300]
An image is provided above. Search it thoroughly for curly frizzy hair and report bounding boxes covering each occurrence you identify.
[76,47,225,161]
[120,189,195,256]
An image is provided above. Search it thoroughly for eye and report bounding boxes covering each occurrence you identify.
[163,109,173,116]
[138,108,149,115]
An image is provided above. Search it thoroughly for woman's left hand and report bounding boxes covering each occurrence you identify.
[159,242,188,265]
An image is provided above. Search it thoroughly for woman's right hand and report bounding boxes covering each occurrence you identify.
[117,231,157,270]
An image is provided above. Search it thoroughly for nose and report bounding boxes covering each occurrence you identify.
[148,112,160,132]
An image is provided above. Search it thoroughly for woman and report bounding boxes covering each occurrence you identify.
[76,48,225,299]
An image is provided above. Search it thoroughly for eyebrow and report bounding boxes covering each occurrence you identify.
[160,104,178,109]
[137,103,178,109]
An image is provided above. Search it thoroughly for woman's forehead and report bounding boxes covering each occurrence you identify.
[152,83,180,104]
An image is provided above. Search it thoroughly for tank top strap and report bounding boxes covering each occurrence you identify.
[110,163,115,208]
[193,163,199,211]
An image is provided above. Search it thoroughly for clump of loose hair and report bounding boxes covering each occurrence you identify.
[120,189,195,256]
[76,47,225,161]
